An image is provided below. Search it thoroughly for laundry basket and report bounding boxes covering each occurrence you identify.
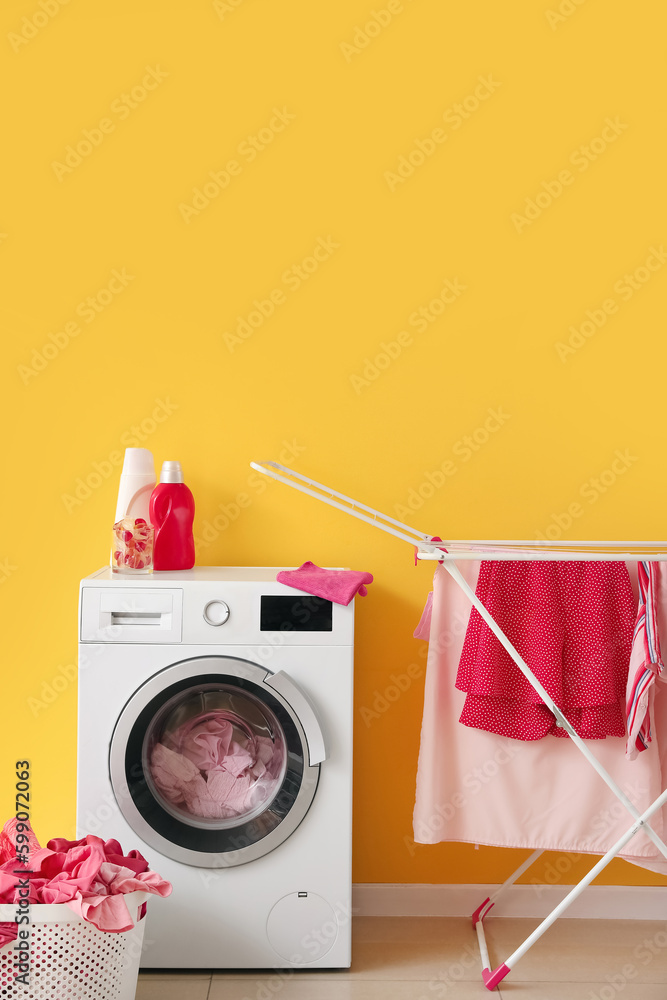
[0,891,147,1000]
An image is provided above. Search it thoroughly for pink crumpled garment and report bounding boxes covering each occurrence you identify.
[277,561,373,605]
[179,717,255,777]
[150,710,281,820]
[0,819,171,947]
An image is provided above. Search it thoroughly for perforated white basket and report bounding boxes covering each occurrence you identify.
[0,891,147,1000]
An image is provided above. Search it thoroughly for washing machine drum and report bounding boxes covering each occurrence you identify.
[109,656,325,868]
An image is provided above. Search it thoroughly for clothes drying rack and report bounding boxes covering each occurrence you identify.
[251,460,667,991]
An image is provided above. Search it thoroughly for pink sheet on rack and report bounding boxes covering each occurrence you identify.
[413,560,667,874]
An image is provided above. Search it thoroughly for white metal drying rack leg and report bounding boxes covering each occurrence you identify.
[250,460,667,991]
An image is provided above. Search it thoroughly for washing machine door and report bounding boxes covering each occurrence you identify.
[109,656,325,868]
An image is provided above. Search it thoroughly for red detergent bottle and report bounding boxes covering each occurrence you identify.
[149,461,196,570]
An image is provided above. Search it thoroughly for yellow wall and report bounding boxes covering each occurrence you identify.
[2,0,666,889]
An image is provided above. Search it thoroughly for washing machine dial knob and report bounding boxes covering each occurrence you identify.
[203,600,230,626]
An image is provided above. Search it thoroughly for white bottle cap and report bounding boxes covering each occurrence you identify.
[121,448,155,477]
[160,460,184,484]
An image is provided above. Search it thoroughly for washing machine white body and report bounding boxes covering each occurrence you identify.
[77,567,353,969]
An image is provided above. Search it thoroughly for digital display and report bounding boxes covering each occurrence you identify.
[260,595,333,632]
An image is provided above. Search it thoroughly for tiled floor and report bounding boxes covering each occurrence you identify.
[136,916,667,998]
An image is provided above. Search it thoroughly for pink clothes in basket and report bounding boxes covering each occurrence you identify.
[0,819,171,946]
[456,560,635,741]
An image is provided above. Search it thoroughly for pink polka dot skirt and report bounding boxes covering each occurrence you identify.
[456,561,635,741]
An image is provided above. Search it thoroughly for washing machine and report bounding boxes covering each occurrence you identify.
[77,567,353,969]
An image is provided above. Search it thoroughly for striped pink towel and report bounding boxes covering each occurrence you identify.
[626,561,664,759]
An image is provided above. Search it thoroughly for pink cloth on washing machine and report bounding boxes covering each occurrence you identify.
[277,562,373,605]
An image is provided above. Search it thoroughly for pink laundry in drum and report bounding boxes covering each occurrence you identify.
[276,562,373,606]
[456,560,636,740]
[149,710,283,821]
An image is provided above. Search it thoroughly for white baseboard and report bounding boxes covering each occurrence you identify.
[352,883,667,921]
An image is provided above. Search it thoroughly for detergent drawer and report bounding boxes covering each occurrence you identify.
[80,587,183,643]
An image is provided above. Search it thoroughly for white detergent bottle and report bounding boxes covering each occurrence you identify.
[114,448,156,522]
[111,448,156,573]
